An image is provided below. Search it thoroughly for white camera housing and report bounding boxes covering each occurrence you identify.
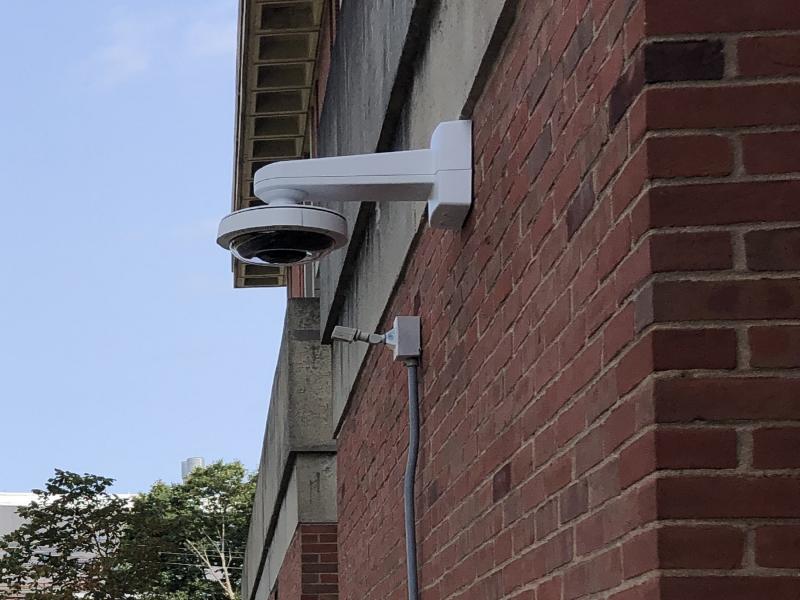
[217,120,472,266]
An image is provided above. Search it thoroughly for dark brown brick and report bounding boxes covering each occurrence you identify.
[739,35,800,77]
[644,40,725,82]
[566,179,595,239]
[743,131,800,174]
[647,0,800,34]
[657,476,800,518]
[659,526,745,569]
[648,135,733,178]
[563,15,594,77]
[651,279,800,321]
[661,576,800,600]
[753,427,800,469]
[755,525,800,567]
[652,329,737,370]
[655,377,800,422]
[649,181,800,227]
[650,231,733,272]
[648,84,800,129]
[745,227,800,271]
[610,53,645,128]
[749,326,800,368]
[656,428,739,469]
[492,462,512,502]
[527,124,553,180]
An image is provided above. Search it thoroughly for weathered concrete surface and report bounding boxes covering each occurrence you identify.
[318,0,513,429]
[241,299,337,600]
[316,0,429,340]
[249,454,337,600]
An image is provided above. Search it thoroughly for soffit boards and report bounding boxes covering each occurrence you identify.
[231,0,325,288]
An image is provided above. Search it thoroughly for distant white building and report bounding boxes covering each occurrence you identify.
[0,494,37,598]
[0,493,36,538]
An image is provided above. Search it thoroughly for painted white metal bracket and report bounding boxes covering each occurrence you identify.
[253,120,473,229]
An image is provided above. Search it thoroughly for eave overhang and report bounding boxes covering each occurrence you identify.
[230,0,325,288]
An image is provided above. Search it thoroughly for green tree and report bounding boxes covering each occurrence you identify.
[120,461,256,600]
[0,470,131,600]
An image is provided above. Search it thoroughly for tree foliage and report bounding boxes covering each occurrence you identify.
[0,470,130,599]
[121,461,256,600]
[0,463,256,600]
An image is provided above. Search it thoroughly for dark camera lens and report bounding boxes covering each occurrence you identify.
[254,249,307,264]
[232,230,335,265]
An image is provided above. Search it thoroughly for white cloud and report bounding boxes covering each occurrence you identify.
[184,19,238,58]
[91,16,170,86]
[87,3,236,87]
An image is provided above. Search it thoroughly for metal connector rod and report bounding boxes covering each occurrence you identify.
[331,325,385,345]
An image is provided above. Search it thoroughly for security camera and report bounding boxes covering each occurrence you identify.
[217,120,472,266]
[217,192,348,266]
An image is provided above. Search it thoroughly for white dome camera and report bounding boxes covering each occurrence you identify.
[217,120,473,266]
[217,190,348,266]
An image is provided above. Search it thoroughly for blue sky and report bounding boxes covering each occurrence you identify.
[0,1,285,492]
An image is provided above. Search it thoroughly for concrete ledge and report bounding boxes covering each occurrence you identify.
[242,299,337,600]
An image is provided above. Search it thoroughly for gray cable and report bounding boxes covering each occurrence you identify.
[404,358,420,600]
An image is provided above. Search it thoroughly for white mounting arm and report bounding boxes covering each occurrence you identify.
[253,120,473,229]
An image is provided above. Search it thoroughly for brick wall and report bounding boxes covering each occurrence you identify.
[334,0,800,598]
[269,524,339,600]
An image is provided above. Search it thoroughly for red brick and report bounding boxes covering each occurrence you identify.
[654,377,800,422]
[621,529,658,578]
[598,218,631,281]
[648,84,800,129]
[649,181,800,227]
[613,238,651,303]
[650,231,733,272]
[534,499,558,540]
[755,525,800,568]
[559,480,589,524]
[753,427,800,469]
[661,576,800,600]
[532,529,574,578]
[615,336,652,395]
[651,279,800,322]
[657,476,800,518]
[536,576,562,600]
[603,302,634,363]
[647,0,800,34]
[608,579,659,600]
[745,227,800,271]
[738,35,800,77]
[743,131,800,175]
[750,326,800,368]
[563,548,622,600]
[611,142,648,218]
[594,120,628,194]
[648,135,733,178]
[329,1,800,597]
[616,327,736,395]
[618,431,657,488]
